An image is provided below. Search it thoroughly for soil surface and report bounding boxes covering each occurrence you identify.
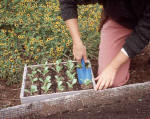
[25,63,93,97]
[0,44,150,109]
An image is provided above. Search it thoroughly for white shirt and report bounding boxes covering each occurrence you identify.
[121,48,128,57]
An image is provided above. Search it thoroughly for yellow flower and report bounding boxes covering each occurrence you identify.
[17,56,20,59]
[15,24,19,27]
[34,56,38,60]
[46,38,53,42]
[9,58,14,62]
[12,68,15,72]
[50,48,53,51]
[62,39,65,43]
[66,43,70,47]
[68,40,72,43]
[26,60,29,63]
[31,38,36,41]
[18,35,22,39]
[30,41,34,45]
[57,47,61,52]
[37,48,40,52]
[40,40,43,43]
[2,29,6,33]
[15,49,18,52]
[30,47,34,50]
[100,5,103,9]
[27,14,30,17]
[22,35,25,39]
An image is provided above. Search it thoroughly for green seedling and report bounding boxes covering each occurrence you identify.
[55,59,63,73]
[65,60,74,71]
[76,64,82,69]
[66,69,77,88]
[26,63,51,95]
[41,76,52,93]
[66,78,77,88]
[27,70,37,79]
[25,76,39,95]
[25,85,38,95]
[66,70,76,80]
[85,62,91,68]
[55,75,65,91]
[83,79,92,86]
[43,66,49,75]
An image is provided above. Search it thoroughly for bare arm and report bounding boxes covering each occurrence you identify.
[59,0,100,62]
[65,18,88,62]
[65,19,82,44]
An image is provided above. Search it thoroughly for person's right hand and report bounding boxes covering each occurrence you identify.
[73,41,88,63]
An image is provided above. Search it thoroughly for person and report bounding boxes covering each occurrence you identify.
[58,0,150,90]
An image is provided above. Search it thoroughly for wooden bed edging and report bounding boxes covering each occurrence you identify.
[1,81,150,119]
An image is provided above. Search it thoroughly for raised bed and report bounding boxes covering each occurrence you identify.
[1,81,150,119]
[20,61,96,104]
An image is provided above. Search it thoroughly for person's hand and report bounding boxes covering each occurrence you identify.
[94,65,118,90]
[94,50,130,90]
[73,41,88,63]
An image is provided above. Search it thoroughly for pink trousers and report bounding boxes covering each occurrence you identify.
[98,19,132,87]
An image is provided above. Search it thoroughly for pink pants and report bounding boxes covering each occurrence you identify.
[98,19,132,87]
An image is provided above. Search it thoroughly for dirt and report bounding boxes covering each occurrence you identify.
[0,44,150,109]
[24,62,93,97]
[0,79,21,109]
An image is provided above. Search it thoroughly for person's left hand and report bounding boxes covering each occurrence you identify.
[94,65,118,90]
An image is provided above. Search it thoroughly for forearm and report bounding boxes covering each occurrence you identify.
[109,51,129,70]
[65,19,82,45]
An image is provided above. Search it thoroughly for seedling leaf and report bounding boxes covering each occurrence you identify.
[46,83,52,91]
[39,78,43,82]
[31,85,38,93]
[45,76,51,83]
[72,79,77,85]
[24,89,30,94]
[66,82,73,88]
[33,78,38,82]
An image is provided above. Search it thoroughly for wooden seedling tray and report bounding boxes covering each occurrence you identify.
[20,61,96,104]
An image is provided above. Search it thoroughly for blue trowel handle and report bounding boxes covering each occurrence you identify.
[81,59,85,68]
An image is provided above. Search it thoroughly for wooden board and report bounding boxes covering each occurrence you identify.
[1,81,150,119]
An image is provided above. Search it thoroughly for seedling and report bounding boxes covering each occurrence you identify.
[66,70,77,88]
[55,59,63,73]
[41,76,52,93]
[76,64,82,69]
[84,79,92,86]
[65,60,74,71]
[25,85,38,95]
[55,75,65,91]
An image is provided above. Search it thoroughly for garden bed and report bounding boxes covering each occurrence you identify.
[0,44,150,109]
